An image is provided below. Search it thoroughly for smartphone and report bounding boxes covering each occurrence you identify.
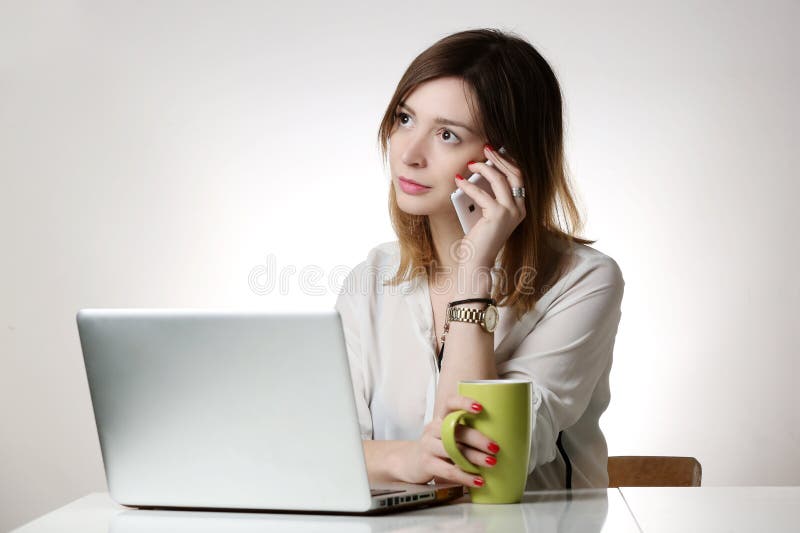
[450,146,507,234]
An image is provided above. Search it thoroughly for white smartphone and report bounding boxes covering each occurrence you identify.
[451,146,507,234]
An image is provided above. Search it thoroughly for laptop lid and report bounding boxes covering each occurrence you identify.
[77,308,382,512]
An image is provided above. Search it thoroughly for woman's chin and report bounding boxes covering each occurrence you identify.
[395,187,454,218]
[395,196,432,216]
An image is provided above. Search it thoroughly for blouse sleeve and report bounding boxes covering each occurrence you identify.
[334,271,374,441]
[496,255,625,476]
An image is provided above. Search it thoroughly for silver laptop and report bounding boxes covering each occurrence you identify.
[76,308,464,514]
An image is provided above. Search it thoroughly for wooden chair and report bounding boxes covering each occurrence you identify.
[608,456,702,487]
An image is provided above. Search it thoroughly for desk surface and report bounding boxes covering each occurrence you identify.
[14,486,800,532]
[12,489,638,533]
[619,486,800,533]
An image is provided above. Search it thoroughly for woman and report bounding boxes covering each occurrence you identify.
[335,28,624,491]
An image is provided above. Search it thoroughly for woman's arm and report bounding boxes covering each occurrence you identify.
[362,440,411,484]
[498,256,625,476]
[432,267,498,420]
[334,274,375,441]
[362,392,498,488]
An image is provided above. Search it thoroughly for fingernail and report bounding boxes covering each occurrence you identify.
[471,402,482,412]
[488,442,500,453]
[473,477,484,487]
[455,174,464,180]
[467,160,476,165]
[485,456,497,466]
[484,144,494,152]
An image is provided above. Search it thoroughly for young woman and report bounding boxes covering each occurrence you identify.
[335,28,624,491]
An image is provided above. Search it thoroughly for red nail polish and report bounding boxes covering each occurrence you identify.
[485,456,497,466]
[467,160,476,165]
[488,442,500,453]
[484,144,494,152]
[473,477,484,487]
[471,402,482,412]
[455,174,464,180]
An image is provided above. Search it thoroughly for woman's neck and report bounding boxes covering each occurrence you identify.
[427,212,465,276]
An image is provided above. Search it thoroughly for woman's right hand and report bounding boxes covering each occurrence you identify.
[394,395,500,488]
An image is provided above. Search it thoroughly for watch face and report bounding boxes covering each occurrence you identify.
[484,305,499,332]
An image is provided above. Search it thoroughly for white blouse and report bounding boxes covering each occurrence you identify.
[334,238,625,489]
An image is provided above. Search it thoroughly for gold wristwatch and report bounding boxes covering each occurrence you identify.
[444,298,499,335]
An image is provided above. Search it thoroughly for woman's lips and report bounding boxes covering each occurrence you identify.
[398,176,431,195]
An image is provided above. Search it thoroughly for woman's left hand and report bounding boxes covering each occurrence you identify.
[454,144,527,271]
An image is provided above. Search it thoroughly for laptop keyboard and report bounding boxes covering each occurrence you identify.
[370,488,406,496]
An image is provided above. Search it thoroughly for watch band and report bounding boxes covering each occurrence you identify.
[447,306,487,323]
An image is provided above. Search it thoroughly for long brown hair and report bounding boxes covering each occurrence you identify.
[377,28,595,320]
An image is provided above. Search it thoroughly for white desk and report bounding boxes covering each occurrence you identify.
[15,487,800,532]
[12,489,639,533]
[619,486,800,533]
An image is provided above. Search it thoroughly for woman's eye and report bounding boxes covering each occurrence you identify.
[439,129,460,143]
[394,111,460,144]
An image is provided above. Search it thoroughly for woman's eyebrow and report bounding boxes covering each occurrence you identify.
[398,102,476,135]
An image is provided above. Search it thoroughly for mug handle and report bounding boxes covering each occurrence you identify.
[441,410,481,474]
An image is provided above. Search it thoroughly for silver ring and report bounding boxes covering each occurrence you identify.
[511,187,526,198]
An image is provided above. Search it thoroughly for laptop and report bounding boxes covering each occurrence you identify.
[76,308,464,514]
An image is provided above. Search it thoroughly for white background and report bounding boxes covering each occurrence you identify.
[2,0,798,530]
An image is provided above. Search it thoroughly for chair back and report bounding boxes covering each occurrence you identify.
[608,456,702,487]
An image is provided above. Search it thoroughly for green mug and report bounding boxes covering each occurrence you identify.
[441,379,532,504]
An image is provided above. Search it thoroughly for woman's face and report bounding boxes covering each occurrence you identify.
[388,77,487,216]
